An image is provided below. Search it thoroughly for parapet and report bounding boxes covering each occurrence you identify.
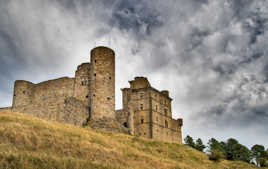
[90,46,115,58]
[129,77,151,89]
[76,62,91,72]
[161,90,169,97]
[12,80,35,108]
[177,118,183,126]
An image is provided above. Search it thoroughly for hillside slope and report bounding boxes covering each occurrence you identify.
[0,111,264,169]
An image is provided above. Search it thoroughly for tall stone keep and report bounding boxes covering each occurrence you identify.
[90,46,115,120]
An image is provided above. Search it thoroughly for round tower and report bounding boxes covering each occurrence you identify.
[12,80,34,108]
[90,46,115,120]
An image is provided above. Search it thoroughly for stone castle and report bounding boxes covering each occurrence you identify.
[1,46,183,144]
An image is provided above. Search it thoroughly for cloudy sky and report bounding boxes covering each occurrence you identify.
[1,0,268,148]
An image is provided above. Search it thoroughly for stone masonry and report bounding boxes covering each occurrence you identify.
[3,46,183,144]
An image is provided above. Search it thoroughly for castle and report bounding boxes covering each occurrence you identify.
[1,46,183,144]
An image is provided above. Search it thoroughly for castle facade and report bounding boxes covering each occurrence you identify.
[5,46,183,144]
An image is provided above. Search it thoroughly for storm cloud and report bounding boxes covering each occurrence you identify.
[0,0,268,147]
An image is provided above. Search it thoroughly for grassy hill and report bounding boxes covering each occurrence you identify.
[0,111,264,169]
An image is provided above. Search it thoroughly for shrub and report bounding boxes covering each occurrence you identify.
[209,149,224,162]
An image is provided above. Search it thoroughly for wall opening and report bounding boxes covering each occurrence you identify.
[140,104,143,110]
[165,120,168,128]
[123,122,128,128]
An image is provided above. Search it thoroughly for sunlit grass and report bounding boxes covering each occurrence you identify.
[0,111,264,169]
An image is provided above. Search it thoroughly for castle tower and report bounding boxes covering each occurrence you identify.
[12,80,34,109]
[74,63,91,106]
[90,46,115,120]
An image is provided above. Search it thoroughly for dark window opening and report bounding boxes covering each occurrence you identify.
[107,97,110,100]
[165,120,168,128]
[140,104,143,110]
[94,73,96,77]
[144,133,146,135]
[22,91,25,94]
[109,76,111,80]
[164,109,167,116]
[141,119,144,124]
[123,122,128,128]
[94,60,97,63]
[86,95,89,98]
[93,94,95,97]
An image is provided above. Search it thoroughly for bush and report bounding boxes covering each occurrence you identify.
[209,149,224,162]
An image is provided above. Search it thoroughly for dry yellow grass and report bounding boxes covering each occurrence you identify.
[0,111,265,169]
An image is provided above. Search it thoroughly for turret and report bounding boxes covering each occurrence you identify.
[12,80,34,108]
[90,46,115,119]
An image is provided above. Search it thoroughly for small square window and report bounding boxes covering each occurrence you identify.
[94,73,96,77]
[141,119,144,124]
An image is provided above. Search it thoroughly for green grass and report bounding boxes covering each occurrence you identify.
[0,111,265,169]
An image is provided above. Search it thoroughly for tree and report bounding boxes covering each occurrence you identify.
[208,138,222,152]
[225,138,239,160]
[184,135,195,148]
[251,144,268,167]
[195,138,206,152]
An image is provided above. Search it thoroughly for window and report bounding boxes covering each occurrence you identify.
[140,104,143,110]
[86,95,89,98]
[141,119,144,124]
[94,60,97,63]
[144,133,146,135]
[164,109,167,116]
[165,120,168,128]
[94,73,96,77]
[123,122,128,128]
[22,91,25,94]
[155,105,158,111]
[109,76,112,80]
[140,93,144,99]
[107,97,111,100]
[81,77,87,86]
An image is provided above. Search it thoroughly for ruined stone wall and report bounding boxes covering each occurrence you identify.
[90,46,115,120]
[11,77,90,125]
[62,97,89,126]
[74,63,91,106]
[115,109,129,127]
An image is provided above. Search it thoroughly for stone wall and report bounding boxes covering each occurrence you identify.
[11,77,90,125]
[74,63,91,106]
[62,97,90,126]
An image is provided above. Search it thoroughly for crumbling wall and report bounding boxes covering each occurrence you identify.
[62,97,90,126]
